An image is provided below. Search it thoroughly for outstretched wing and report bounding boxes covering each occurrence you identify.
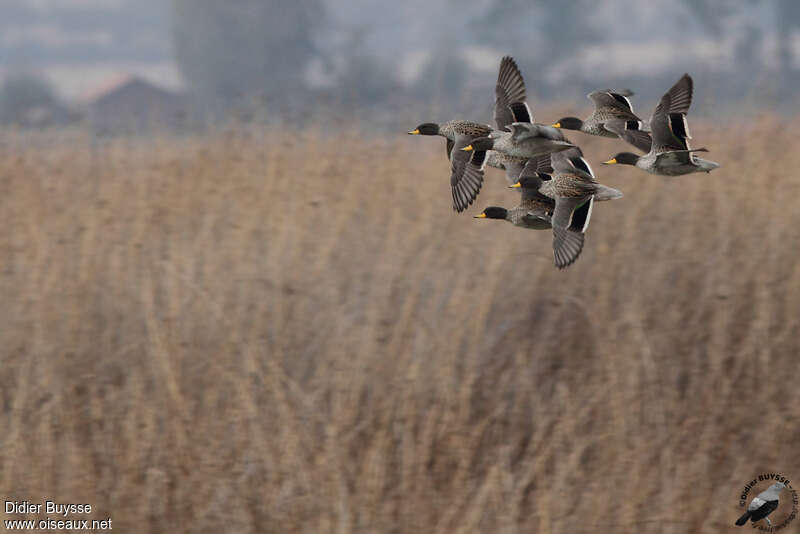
[651,110,693,153]
[494,56,532,130]
[449,135,487,212]
[658,73,693,115]
[551,195,593,269]
[551,147,596,181]
[588,90,638,118]
[552,195,593,233]
[650,74,694,153]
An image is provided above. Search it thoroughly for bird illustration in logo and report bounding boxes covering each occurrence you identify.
[736,482,786,528]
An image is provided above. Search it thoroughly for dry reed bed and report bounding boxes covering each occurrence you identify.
[1,120,799,533]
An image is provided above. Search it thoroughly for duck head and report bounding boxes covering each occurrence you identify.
[461,136,494,152]
[474,207,508,220]
[551,117,583,130]
[509,176,545,189]
[408,123,439,135]
[603,152,640,166]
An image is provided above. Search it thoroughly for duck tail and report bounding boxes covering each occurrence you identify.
[593,184,623,201]
[696,158,720,172]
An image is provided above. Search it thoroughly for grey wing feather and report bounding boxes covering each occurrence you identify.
[650,103,689,152]
[494,85,515,131]
[445,138,454,161]
[663,73,693,115]
[497,56,527,107]
[650,74,693,151]
[553,225,585,269]
[449,135,486,212]
[509,123,569,142]
[604,119,652,152]
[618,128,652,152]
[588,90,636,116]
[552,195,593,232]
[503,160,527,185]
[551,148,595,179]
[494,56,532,131]
[552,146,585,162]
[520,154,553,177]
[551,195,593,269]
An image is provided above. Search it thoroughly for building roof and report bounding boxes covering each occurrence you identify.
[80,74,178,105]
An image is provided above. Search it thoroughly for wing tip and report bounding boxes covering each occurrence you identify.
[553,226,585,269]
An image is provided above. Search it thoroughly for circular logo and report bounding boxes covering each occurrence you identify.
[736,473,798,531]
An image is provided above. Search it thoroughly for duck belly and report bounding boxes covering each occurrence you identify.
[518,217,552,230]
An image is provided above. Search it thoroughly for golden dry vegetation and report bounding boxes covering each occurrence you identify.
[1,119,800,533]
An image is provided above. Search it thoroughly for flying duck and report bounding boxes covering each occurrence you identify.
[552,89,652,152]
[603,74,720,175]
[513,148,622,268]
[462,124,575,160]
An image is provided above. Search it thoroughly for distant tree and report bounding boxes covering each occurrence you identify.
[775,0,800,88]
[466,1,600,83]
[171,0,326,112]
[682,0,800,98]
[412,48,470,103]
[678,0,745,35]
[330,29,398,105]
[0,73,60,126]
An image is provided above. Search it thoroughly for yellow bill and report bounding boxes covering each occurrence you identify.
[408,129,420,135]
[473,213,487,218]
[509,182,522,188]
[461,145,474,152]
[551,122,561,128]
[603,158,617,165]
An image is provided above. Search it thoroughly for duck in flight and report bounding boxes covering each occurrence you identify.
[602,74,719,176]
[551,89,652,153]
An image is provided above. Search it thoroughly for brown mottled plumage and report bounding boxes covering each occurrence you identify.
[408,120,494,212]
[552,89,652,152]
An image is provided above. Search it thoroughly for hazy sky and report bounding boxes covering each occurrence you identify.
[0,0,796,105]
[0,0,175,98]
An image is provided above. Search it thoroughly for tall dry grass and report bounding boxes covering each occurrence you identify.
[1,119,799,533]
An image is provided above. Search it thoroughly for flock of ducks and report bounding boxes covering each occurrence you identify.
[408,56,720,269]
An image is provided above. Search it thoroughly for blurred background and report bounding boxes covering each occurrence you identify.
[2,1,800,533]
[0,0,799,131]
